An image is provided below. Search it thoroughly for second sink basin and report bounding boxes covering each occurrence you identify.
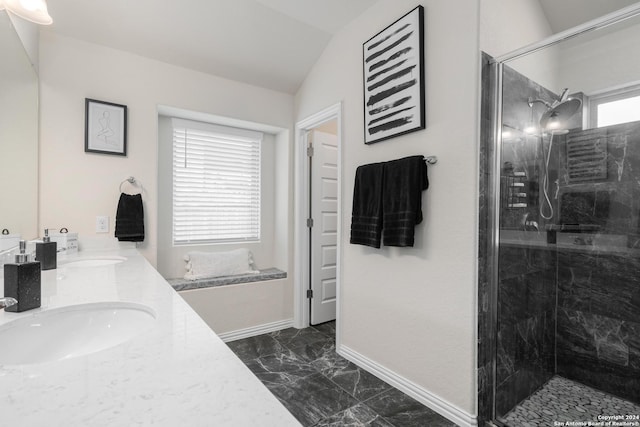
[0,302,156,365]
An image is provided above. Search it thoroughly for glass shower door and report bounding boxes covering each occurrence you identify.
[489,10,640,426]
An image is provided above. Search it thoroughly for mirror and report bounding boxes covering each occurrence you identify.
[0,11,38,243]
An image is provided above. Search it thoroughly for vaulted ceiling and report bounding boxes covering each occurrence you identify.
[42,0,639,94]
[537,0,638,33]
[44,0,379,94]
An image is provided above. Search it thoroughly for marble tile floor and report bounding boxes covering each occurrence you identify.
[227,321,457,427]
[500,376,640,427]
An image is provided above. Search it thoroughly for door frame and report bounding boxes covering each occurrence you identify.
[293,102,342,337]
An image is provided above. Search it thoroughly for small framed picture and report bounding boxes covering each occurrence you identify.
[85,98,127,156]
[363,5,425,144]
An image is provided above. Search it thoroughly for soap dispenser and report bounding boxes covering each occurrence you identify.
[4,240,41,312]
[35,229,57,270]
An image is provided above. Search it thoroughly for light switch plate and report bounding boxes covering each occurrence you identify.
[96,216,109,233]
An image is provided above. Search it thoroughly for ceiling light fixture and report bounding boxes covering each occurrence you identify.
[3,0,52,25]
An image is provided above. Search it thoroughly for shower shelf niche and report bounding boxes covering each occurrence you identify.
[502,171,528,209]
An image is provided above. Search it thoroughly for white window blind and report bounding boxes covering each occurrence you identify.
[172,119,262,245]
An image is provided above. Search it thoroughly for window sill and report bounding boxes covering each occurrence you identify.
[168,268,287,292]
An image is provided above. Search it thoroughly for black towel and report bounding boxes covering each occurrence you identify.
[115,193,145,242]
[350,162,384,248]
[382,155,428,247]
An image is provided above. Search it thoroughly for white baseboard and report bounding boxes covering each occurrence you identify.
[338,344,477,427]
[218,318,294,342]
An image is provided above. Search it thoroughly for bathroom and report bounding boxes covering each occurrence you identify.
[1,0,639,426]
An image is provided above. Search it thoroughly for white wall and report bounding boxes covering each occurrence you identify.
[0,75,37,239]
[0,11,38,240]
[38,31,294,267]
[295,0,479,417]
[7,13,39,71]
[273,129,292,272]
[179,278,293,335]
[480,0,559,92]
[557,20,640,95]
[480,0,552,58]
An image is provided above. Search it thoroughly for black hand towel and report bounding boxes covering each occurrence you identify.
[115,193,145,242]
[350,162,384,248]
[382,155,428,247]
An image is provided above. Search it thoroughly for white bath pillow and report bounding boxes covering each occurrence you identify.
[183,248,258,280]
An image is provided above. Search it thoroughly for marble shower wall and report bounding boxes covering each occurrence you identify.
[556,121,640,238]
[556,251,640,404]
[477,58,561,423]
[494,65,560,419]
[555,120,640,404]
[500,65,560,231]
[495,246,556,417]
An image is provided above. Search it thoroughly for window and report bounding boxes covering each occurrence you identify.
[172,118,262,245]
[589,84,640,128]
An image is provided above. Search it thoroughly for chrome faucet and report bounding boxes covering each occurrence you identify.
[0,297,17,310]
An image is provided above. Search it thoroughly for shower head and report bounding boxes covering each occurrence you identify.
[528,88,582,133]
[539,97,582,131]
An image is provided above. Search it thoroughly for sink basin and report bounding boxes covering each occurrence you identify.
[61,256,127,268]
[0,302,156,365]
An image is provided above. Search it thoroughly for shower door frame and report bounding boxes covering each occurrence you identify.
[481,3,640,426]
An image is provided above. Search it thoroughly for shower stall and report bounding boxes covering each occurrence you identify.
[479,5,640,426]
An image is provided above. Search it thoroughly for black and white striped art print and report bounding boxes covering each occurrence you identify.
[363,6,425,144]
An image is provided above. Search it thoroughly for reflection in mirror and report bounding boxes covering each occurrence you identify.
[0,11,38,245]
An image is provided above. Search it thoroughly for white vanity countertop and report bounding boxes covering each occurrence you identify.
[0,248,300,427]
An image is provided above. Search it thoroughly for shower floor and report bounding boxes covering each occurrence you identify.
[500,376,640,427]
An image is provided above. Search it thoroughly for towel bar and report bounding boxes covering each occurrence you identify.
[425,156,438,165]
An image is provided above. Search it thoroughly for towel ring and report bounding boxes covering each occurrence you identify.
[425,156,438,165]
[119,176,143,194]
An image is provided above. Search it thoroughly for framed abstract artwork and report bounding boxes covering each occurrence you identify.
[85,98,128,156]
[363,6,425,144]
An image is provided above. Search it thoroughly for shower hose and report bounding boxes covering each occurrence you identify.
[540,132,554,220]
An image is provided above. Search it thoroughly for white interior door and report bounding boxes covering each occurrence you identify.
[309,129,338,325]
